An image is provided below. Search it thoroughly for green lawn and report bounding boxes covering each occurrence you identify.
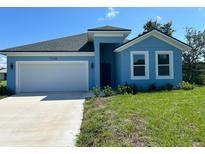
[0,80,8,99]
[77,87,205,147]
[0,80,7,87]
[0,95,7,99]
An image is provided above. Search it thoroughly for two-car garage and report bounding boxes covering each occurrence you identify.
[15,61,89,93]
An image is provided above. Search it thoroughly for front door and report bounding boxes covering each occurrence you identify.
[100,63,111,87]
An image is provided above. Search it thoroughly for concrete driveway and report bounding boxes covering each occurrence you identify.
[0,92,86,147]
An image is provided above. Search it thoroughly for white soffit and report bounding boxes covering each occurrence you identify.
[0,52,95,56]
[87,31,131,41]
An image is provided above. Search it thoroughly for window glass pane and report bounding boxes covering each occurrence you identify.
[133,54,145,65]
[158,66,169,76]
[134,66,145,76]
[158,54,169,64]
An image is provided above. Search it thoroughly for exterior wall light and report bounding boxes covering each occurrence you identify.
[91,62,94,69]
[10,63,14,70]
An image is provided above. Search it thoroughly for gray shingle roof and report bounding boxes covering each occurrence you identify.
[2,33,94,52]
[88,25,131,31]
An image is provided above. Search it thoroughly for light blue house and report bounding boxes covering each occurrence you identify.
[0,26,192,93]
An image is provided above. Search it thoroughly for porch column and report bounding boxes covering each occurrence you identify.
[94,40,100,87]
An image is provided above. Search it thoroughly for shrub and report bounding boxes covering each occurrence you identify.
[103,86,112,97]
[132,84,138,94]
[117,83,138,94]
[148,83,156,91]
[117,85,124,94]
[157,84,174,91]
[0,86,12,95]
[125,83,134,94]
[92,87,101,97]
[179,81,194,90]
[117,85,127,94]
[164,83,174,91]
[159,85,166,91]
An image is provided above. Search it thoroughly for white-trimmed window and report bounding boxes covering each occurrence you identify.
[155,51,174,79]
[130,51,149,80]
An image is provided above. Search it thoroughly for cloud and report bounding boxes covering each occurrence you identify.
[97,17,105,21]
[106,7,119,19]
[0,57,7,64]
[0,56,7,68]
[98,7,119,21]
[0,64,6,68]
[156,16,162,22]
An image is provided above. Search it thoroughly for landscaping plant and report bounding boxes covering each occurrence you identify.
[117,85,125,94]
[132,84,138,94]
[0,83,12,96]
[164,83,174,91]
[92,87,101,97]
[103,86,112,97]
[179,81,194,90]
[117,83,138,94]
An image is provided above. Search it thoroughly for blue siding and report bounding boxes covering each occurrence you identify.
[6,35,183,93]
[115,36,182,89]
[7,56,95,93]
[115,52,123,86]
[93,36,124,87]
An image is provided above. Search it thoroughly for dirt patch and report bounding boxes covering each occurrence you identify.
[95,98,107,109]
[130,115,146,147]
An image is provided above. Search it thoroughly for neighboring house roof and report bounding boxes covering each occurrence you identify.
[0,68,7,74]
[114,29,192,52]
[88,25,131,31]
[1,33,94,52]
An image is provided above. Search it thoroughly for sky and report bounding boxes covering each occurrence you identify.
[0,7,205,68]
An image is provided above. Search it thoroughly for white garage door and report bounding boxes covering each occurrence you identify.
[16,61,89,93]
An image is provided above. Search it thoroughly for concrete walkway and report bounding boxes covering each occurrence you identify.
[0,92,86,147]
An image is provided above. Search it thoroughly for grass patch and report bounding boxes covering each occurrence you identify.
[0,95,7,99]
[77,87,205,147]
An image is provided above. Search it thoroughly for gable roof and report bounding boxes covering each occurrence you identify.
[88,25,131,31]
[114,29,192,52]
[1,33,94,52]
[0,68,7,73]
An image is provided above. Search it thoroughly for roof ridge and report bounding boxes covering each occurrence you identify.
[88,25,131,31]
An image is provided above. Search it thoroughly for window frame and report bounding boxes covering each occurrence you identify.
[130,51,149,80]
[155,51,174,79]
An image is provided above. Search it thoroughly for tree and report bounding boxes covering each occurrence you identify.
[183,27,205,83]
[143,20,175,36]
[143,20,161,32]
[161,21,175,36]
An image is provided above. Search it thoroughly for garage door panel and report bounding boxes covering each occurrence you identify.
[17,61,88,93]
